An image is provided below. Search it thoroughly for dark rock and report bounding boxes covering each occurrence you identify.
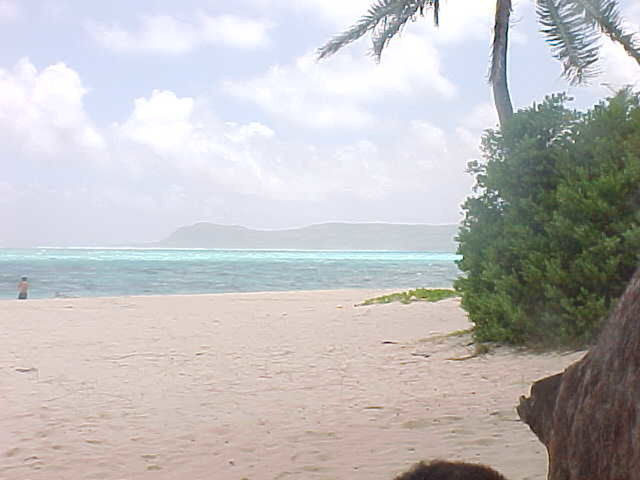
[516,372,563,446]
[518,267,640,479]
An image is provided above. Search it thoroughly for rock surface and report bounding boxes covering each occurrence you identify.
[518,267,640,479]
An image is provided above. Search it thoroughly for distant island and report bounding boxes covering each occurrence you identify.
[153,222,459,252]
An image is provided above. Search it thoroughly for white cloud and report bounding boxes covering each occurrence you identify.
[248,0,497,44]
[200,14,273,48]
[119,90,196,154]
[113,89,290,197]
[40,1,69,22]
[455,102,499,154]
[224,32,455,129]
[279,0,370,26]
[0,181,17,205]
[239,0,369,26]
[0,58,105,159]
[88,13,273,53]
[224,122,275,143]
[1,61,475,244]
[0,60,469,205]
[462,102,499,132]
[598,40,640,89]
[110,88,473,205]
[0,0,19,22]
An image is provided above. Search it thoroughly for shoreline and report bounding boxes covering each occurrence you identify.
[0,286,455,303]
[8,246,459,253]
[1,290,584,480]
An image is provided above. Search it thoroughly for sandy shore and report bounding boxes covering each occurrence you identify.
[1,290,584,480]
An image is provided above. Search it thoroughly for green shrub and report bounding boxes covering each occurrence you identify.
[456,91,640,347]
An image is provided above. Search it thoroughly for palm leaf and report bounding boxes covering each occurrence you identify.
[537,0,601,85]
[568,0,640,65]
[317,0,440,61]
[371,2,425,57]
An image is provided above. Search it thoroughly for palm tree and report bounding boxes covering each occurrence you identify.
[317,0,640,128]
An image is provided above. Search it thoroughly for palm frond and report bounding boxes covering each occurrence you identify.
[537,0,601,85]
[568,0,640,65]
[317,0,440,61]
[371,2,425,58]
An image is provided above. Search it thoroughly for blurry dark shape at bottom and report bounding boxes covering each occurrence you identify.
[394,460,508,480]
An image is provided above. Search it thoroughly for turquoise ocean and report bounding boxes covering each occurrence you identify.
[0,248,461,300]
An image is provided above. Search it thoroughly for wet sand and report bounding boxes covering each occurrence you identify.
[1,291,584,480]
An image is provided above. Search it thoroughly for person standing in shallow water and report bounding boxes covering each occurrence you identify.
[17,276,28,300]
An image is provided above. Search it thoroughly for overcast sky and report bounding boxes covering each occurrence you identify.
[1,0,638,246]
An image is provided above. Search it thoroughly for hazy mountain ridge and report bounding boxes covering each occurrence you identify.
[155,222,459,252]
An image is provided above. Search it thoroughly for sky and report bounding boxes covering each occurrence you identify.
[0,0,638,246]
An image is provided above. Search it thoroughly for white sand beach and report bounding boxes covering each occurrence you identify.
[1,291,584,480]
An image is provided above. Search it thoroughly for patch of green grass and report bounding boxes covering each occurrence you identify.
[358,288,458,306]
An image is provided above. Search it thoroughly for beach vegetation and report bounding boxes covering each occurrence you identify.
[456,89,640,347]
[358,288,458,306]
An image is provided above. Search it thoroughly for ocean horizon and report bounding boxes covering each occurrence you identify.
[0,247,461,300]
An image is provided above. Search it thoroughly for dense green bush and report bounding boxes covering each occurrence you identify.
[455,91,640,347]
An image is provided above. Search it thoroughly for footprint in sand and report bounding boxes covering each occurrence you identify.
[24,455,44,469]
[15,367,38,373]
[5,447,20,457]
[401,419,431,429]
[434,415,464,424]
[303,430,336,438]
[302,465,326,472]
